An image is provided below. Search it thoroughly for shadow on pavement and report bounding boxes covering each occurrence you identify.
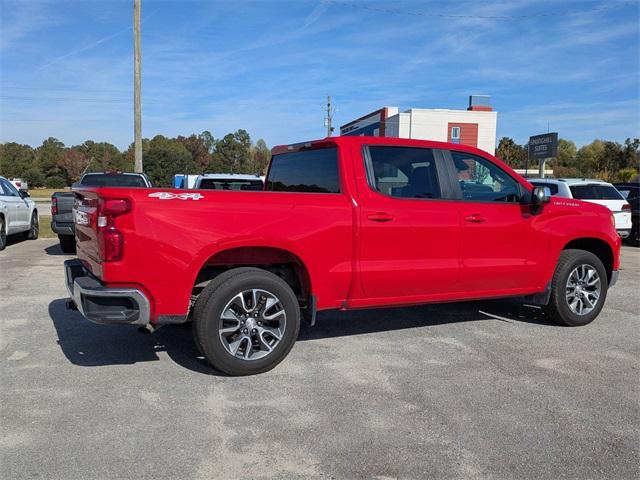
[44,243,67,256]
[49,297,554,375]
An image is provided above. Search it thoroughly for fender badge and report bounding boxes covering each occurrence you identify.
[148,192,204,201]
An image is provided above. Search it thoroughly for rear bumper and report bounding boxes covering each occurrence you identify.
[64,259,150,326]
[617,229,630,239]
[51,220,74,236]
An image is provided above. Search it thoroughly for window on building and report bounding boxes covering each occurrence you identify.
[266,147,340,193]
[451,126,461,144]
[366,146,441,199]
[450,151,522,203]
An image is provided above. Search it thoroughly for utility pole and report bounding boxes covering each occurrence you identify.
[133,0,143,172]
[325,95,335,137]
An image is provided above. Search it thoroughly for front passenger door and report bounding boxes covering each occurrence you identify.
[445,150,548,294]
[0,179,24,232]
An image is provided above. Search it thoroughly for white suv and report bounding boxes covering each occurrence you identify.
[530,178,632,238]
[0,176,39,250]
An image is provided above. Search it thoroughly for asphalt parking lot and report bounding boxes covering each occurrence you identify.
[1,238,639,480]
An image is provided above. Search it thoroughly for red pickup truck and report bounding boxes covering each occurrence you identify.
[65,136,621,375]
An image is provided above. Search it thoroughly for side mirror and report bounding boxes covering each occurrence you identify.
[18,190,30,199]
[531,186,551,205]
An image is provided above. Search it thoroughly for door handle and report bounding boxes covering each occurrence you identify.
[367,212,394,222]
[465,214,486,223]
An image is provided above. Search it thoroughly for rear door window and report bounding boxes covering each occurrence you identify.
[365,146,441,199]
[198,179,263,191]
[266,147,340,193]
[569,184,624,200]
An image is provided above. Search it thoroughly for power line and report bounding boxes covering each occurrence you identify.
[0,95,130,103]
[328,0,633,20]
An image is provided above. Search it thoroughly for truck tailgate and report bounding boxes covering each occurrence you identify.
[53,192,75,224]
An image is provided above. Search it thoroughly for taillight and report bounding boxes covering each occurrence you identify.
[51,197,58,216]
[98,229,124,262]
[97,198,130,262]
[622,203,631,212]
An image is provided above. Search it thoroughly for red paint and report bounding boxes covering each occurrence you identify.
[73,136,621,322]
[448,122,479,147]
[467,105,493,111]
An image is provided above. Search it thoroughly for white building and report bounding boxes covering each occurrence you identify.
[340,96,498,154]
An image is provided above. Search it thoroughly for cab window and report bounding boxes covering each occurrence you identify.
[365,146,441,199]
[450,151,522,203]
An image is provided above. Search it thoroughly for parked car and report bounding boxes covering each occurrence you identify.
[529,178,632,239]
[193,174,264,191]
[65,136,621,375]
[8,178,28,191]
[173,174,200,189]
[613,181,640,246]
[0,176,38,250]
[51,171,152,253]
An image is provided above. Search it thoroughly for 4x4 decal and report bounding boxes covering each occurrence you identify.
[148,192,204,201]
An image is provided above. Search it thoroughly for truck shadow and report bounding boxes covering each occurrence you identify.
[48,298,554,376]
[44,243,68,256]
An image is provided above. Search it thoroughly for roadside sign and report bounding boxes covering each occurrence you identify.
[528,132,558,160]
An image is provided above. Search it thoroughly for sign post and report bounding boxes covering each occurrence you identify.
[528,132,558,178]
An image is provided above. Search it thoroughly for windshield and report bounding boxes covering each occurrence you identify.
[569,184,624,200]
[81,174,148,187]
[198,179,263,191]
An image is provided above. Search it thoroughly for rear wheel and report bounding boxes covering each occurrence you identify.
[59,235,76,254]
[0,217,6,251]
[25,212,39,240]
[544,249,608,326]
[193,267,300,376]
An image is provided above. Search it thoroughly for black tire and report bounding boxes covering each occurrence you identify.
[544,249,608,327]
[193,267,300,376]
[25,212,39,240]
[59,235,76,254]
[0,216,6,251]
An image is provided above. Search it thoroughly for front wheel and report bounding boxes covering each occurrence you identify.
[0,217,6,250]
[25,212,39,240]
[544,249,608,327]
[193,267,300,376]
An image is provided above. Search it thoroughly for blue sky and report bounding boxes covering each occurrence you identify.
[1,0,638,150]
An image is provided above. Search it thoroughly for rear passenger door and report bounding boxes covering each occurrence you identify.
[443,150,548,293]
[357,146,461,300]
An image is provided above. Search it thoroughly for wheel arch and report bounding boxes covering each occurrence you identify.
[192,245,312,308]
[562,237,614,282]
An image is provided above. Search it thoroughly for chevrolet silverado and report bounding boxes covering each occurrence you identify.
[65,136,621,375]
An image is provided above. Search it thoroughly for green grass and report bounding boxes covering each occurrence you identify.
[29,187,70,199]
[38,215,57,239]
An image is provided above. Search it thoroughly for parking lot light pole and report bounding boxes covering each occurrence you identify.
[133,0,143,173]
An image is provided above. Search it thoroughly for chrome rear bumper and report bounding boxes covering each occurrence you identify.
[64,259,150,326]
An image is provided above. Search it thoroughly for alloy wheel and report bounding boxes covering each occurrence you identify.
[565,264,601,316]
[218,289,286,361]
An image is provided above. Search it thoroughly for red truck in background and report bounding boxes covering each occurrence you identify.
[65,136,621,375]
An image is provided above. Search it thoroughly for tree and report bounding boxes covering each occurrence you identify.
[213,129,253,173]
[36,137,66,179]
[0,142,36,178]
[60,148,91,183]
[552,139,579,178]
[176,134,212,172]
[496,137,526,169]
[141,135,195,186]
[576,140,605,178]
[251,139,270,175]
[23,168,45,188]
[76,141,128,172]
